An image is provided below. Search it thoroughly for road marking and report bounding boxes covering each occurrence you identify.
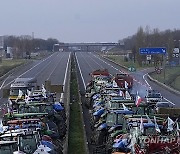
[91,53,123,73]
[63,53,71,88]
[0,74,11,90]
[80,52,95,70]
[91,53,176,105]
[47,53,65,80]
[75,53,86,90]
[87,53,104,69]
[2,52,56,89]
[60,52,71,102]
[164,97,175,105]
[143,73,152,90]
[143,73,175,105]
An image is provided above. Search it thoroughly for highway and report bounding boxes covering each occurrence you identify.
[0,52,71,106]
[75,52,180,106]
[75,51,180,152]
[75,52,148,96]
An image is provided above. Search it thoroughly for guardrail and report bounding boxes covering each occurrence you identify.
[101,53,180,96]
[63,54,71,154]
[74,53,89,154]
[148,72,180,96]
[101,54,129,71]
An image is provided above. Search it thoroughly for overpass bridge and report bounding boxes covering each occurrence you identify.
[53,42,123,52]
[60,42,119,47]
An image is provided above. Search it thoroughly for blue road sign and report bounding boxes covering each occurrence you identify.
[139,47,166,55]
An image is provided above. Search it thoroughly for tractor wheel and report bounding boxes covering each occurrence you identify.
[95,130,107,145]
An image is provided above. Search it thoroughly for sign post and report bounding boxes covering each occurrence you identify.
[139,47,167,83]
[172,48,180,65]
[139,47,166,55]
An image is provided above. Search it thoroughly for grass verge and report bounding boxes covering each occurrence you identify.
[0,59,27,77]
[150,66,180,91]
[104,55,152,70]
[68,56,85,154]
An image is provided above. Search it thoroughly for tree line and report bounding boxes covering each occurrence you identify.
[3,35,61,57]
[119,26,180,65]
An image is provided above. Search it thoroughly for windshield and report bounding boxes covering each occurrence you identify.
[144,127,157,136]
[148,93,161,98]
[106,113,123,126]
[156,103,170,108]
[107,102,121,109]
[106,113,115,127]
[132,106,145,115]
[10,88,31,96]
[19,106,40,113]
[19,105,52,114]
[0,144,17,154]
[111,97,124,101]
[19,135,38,154]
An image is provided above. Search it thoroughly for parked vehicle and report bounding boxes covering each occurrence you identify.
[114,73,133,89]
[9,77,37,101]
[145,90,163,103]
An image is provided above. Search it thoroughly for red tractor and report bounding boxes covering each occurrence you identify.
[90,69,110,78]
[114,73,133,89]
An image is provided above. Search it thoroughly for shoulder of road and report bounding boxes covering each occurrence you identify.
[101,54,180,96]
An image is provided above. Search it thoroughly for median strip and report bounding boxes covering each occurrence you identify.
[68,54,85,154]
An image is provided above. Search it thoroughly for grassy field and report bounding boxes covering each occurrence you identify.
[150,66,180,91]
[173,76,180,91]
[0,59,27,77]
[68,57,85,154]
[105,54,180,91]
[104,55,152,70]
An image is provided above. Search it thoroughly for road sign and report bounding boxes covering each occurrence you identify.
[146,55,151,60]
[128,67,136,72]
[139,47,166,55]
[173,48,179,53]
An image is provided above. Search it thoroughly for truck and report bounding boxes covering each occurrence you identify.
[9,77,37,101]
[114,73,133,89]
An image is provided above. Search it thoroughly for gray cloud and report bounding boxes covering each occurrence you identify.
[0,0,179,42]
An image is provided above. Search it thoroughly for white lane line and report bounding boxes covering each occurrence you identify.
[143,73,175,105]
[92,53,153,89]
[60,52,71,102]
[0,74,11,90]
[93,53,176,106]
[87,53,104,69]
[63,53,71,88]
[2,53,56,89]
[91,53,122,73]
[164,97,175,105]
[35,60,52,78]
[75,52,86,90]
[87,53,114,76]
[47,53,65,80]
[80,52,95,70]
[143,73,152,90]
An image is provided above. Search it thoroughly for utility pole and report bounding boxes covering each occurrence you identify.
[163,54,166,84]
[32,32,34,39]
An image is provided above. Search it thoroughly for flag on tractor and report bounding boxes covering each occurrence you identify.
[136,94,142,107]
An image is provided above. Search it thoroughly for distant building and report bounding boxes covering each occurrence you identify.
[53,44,60,52]
[0,48,5,58]
[0,36,4,49]
[31,52,40,57]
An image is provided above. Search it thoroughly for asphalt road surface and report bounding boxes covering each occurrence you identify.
[75,51,180,153]
[75,52,180,106]
[0,51,71,107]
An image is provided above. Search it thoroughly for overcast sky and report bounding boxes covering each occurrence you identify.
[0,0,179,42]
